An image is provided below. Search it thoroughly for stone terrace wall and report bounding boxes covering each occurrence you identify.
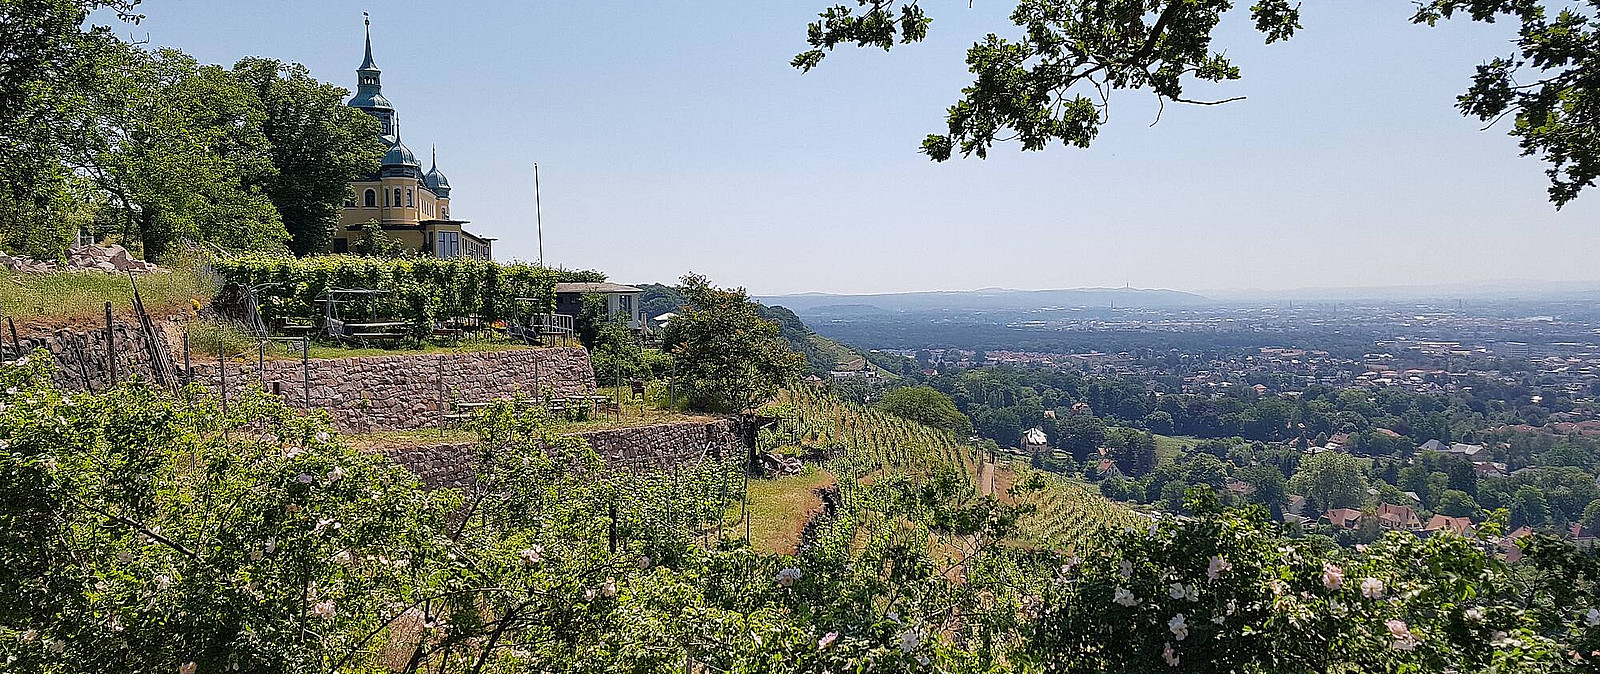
[191,348,597,432]
[375,419,748,489]
[8,318,170,391]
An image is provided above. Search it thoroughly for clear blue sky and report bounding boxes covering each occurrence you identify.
[106,1,1600,295]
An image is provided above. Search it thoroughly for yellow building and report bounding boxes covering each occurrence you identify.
[328,18,494,260]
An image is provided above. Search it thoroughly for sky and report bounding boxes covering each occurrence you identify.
[104,1,1600,295]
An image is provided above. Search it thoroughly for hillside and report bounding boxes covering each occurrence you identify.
[638,282,888,377]
[756,286,1211,313]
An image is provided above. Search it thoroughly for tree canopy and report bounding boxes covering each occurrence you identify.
[797,0,1600,207]
[661,274,805,413]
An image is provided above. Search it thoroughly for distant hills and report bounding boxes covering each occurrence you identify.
[755,287,1211,314]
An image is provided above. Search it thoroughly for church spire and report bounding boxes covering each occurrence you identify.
[360,12,378,71]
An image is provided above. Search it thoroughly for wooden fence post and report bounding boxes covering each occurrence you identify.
[104,302,115,383]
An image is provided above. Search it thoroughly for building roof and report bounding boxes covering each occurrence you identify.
[383,136,420,168]
[1324,508,1364,529]
[425,147,451,197]
[1022,427,1048,446]
[555,282,642,294]
[1425,514,1473,535]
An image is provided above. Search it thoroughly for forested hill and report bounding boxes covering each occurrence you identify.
[638,282,881,376]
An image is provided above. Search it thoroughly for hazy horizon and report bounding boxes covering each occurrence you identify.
[109,1,1600,295]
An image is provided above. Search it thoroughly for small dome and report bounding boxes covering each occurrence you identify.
[348,90,392,110]
[383,138,419,167]
[424,148,451,197]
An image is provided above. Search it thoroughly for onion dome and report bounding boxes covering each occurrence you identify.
[425,147,451,198]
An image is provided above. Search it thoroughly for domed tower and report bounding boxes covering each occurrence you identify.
[381,129,423,180]
[347,14,395,137]
[425,147,452,219]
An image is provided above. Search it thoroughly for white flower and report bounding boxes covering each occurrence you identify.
[1268,580,1286,596]
[46,639,65,654]
[333,550,353,566]
[1211,614,1224,625]
[1587,608,1600,627]
[1226,599,1237,615]
[326,466,344,483]
[0,440,9,451]
[265,537,276,554]
[296,473,314,484]
[314,517,339,534]
[818,631,839,650]
[1386,619,1417,651]
[1360,577,1384,599]
[637,555,652,570]
[898,626,925,653]
[315,431,330,443]
[154,574,171,591]
[21,629,37,642]
[775,567,802,587]
[601,577,617,597]
[118,550,133,564]
[1169,582,1186,599]
[1162,642,1179,667]
[1491,630,1517,648]
[519,545,543,567]
[1207,555,1231,582]
[583,588,597,601]
[1328,599,1347,617]
[887,611,901,624]
[1119,560,1133,578]
[1322,563,1344,590]
[1113,587,1138,607]
[1168,613,1189,642]
[178,661,198,674]
[311,600,336,619]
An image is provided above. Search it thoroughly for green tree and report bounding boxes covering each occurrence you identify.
[1239,464,1287,516]
[876,385,973,435]
[661,274,804,413]
[1437,489,1482,519]
[796,0,1600,207]
[230,58,384,256]
[1289,452,1369,512]
[1510,485,1552,530]
[1053,413,1106,462]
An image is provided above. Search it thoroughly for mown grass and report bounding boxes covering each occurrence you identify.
[0,268,215,324]
[733,469,835,554]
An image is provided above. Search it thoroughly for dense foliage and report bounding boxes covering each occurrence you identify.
[9,355,1600,671]
[875,385,973,435]
[661,274,805,413]
[214,255,602,338]
[796,0,1600,207]
[0,1,383,260]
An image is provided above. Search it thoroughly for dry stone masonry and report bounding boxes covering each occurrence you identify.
[1,244,162,274]
[9,318,168,391]
[190,347,598,432]
[374,419,750,489]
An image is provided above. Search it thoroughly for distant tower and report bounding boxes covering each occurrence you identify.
[348,13,395,137]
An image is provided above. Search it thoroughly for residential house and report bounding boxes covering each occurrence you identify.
[554,283,644,330]
[1021,427,1050,454]
[1419,439,1445,452]
[1424,514,1473,537]
[1097,459,1123,480]
[1324,508,1364,530]
[1376,503,1423,531]
[1447,443,1488,461]
[1500,526,1535,562]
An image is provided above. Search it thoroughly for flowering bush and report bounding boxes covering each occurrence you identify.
[5,355,1600,673]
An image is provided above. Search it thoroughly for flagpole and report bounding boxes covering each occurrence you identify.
[534,162,545,267]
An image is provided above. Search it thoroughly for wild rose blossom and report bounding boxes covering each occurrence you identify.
[1162,642,1179,667]
[311,600,336,619]
[819,631,839,650]
[1387,619,1417,651]
[638,555,652,570]
[775,567,802,587]
[296,473,314,484]
[154,575,171,591]
[1168,613,1189,642]
[583,588,597,601]
[1322,563,1344,590]
[1113,588,1138,607]
[898,626,925,653]
[1207,555,1231,582]
[519,546,543,567]
[1587,608,1600,627]
[602,577,617,597]
[327,466,345,482]
[1119,560,1133,578]
[178,662,197,674]
[1360,577,1384,599]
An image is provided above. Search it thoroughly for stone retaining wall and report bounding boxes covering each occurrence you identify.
[8,318,171,391]
[375,419,749,488]
[190,348,597,432]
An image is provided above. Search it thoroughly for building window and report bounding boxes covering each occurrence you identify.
[619,294,633,321]
[365,189,376,208]
[406,189,413,207]
[332,238,349,253]
[393,189,402,208]
[441,207,448,219]
[437,231,460,258]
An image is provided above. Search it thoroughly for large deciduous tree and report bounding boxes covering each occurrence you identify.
[796,0,1600,208]
[876,385,974,435]
[231,58,384,256]
[661,274,804,413]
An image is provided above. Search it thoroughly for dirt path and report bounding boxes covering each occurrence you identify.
[979,461,995,497]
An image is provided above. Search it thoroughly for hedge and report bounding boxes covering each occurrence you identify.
[213,255,604,337]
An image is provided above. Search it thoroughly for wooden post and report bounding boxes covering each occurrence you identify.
[7,317,18,361]
[258,340,265,388]
[104,302,116,383]
[301,336,310,411]
[218,336,228,416]
[182,330,191,383]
